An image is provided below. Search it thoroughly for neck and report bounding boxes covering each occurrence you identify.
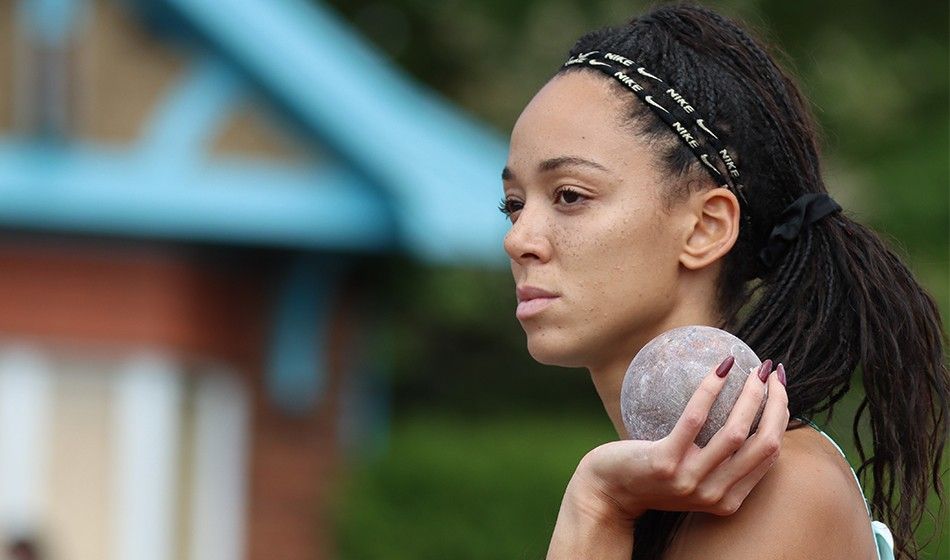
[589,277,722,438]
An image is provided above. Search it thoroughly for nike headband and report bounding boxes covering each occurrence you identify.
[563,50,749,210]
[562,50,842,271]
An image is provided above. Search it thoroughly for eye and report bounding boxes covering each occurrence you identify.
[498,197,523,220]
[554,186,587,206]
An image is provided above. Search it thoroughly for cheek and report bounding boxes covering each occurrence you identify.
[569,211,678,317]
[561,208,666,281]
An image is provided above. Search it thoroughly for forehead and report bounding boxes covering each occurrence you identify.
[508,71,654,174]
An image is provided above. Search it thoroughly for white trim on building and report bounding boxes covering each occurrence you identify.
[0,344,53,538]
[111,353,184,560]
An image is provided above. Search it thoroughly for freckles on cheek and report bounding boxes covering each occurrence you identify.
[550,221,580,257]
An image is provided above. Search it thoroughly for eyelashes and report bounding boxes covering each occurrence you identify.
[498,187,586,219]
[556,186,583,204]
[498,197,523,218]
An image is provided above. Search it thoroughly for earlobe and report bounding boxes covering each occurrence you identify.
[679,188,741,271]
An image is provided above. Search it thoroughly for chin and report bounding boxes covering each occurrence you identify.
[525,333,589,368]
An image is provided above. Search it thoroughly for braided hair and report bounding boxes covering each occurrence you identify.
[557,4,948,559]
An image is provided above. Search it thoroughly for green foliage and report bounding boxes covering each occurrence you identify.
[332,413,616,560]
[366,262,599,416]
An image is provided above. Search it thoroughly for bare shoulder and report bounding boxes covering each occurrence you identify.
[664,425,878,560]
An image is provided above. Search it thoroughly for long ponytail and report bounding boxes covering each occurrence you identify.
[737,212,948,559]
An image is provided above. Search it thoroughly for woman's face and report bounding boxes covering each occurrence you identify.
[503,72,691,370]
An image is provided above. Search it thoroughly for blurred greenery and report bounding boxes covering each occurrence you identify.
[324,0,949,558]
[333,413,616,560]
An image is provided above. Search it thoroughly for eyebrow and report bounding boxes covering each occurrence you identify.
[502,156,611,181]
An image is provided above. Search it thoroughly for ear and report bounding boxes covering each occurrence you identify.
[678,187,741,270]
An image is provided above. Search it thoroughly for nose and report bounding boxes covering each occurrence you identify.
[503,204,553,265]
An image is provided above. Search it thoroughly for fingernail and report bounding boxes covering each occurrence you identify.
[777,363,786,386]
[715,355,735,378]
[757,359,773,382]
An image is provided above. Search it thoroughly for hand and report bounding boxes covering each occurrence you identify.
[566,359,789,523]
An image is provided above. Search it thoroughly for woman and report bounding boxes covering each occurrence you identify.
[499,4,948,559]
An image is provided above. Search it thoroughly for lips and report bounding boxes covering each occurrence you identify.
[516,286,559,320]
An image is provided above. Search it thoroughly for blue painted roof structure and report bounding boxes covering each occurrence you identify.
[0,0,510,266]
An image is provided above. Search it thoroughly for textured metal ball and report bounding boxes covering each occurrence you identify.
[620,325,764,447]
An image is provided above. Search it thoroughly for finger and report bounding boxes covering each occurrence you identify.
[664,355,735,458]
[704,368,789,486]
[692,360,771,477]
[755,367,790,442]
[708,450,779,516]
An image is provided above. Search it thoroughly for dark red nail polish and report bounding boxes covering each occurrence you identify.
[757,359,773,382]
[716,355,735,378]
[777,363,786,386]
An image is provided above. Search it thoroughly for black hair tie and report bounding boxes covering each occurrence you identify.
[757,193,842,269]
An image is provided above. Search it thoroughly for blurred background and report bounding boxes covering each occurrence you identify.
[0,0,946,559]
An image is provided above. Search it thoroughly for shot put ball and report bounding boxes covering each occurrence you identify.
[620,325,765,447]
